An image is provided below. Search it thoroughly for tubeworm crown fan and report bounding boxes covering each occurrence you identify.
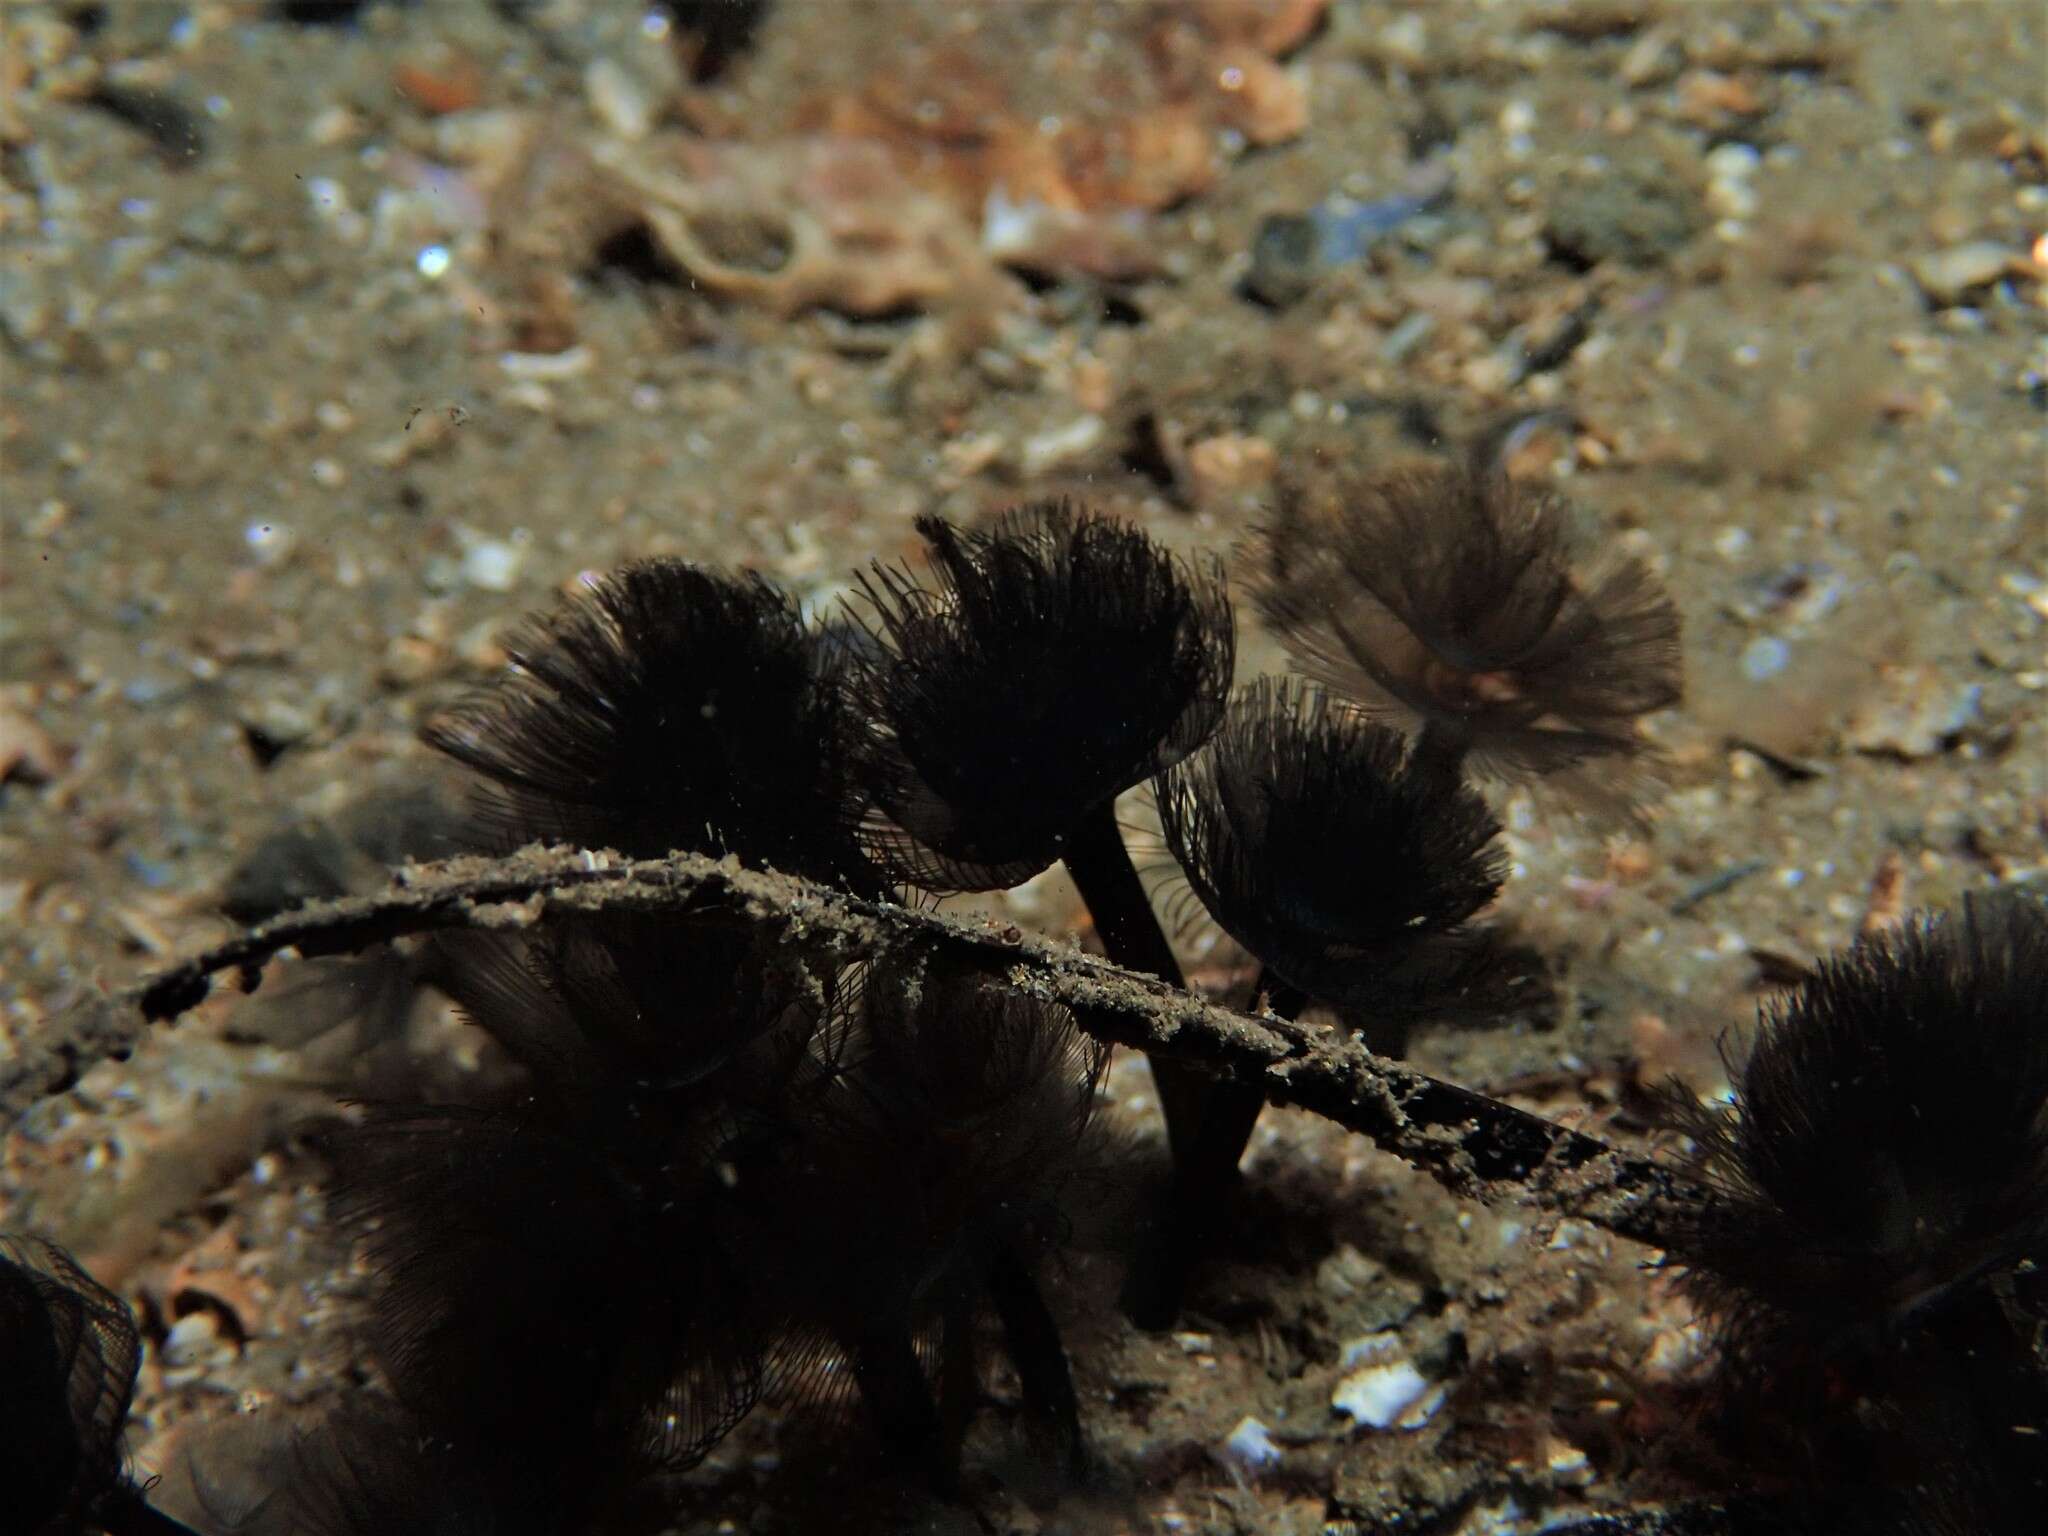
[1653,895,2048,1534]
[331,921,1114,1495]
[326,923,826,1500]
[738,968,1114,1476]
[1129,678,1523,1329]
[1155,678,1515,1018]
[848,502,1235,890]
[1253,464,1681,807]
[220,787,471,928]
[1661,892,2048,1338]
[768,969,1112,1314]
[1,1234,181,1536]
[423,558,875,888]
[215,789,475,1066]
[192,1406,534,1536]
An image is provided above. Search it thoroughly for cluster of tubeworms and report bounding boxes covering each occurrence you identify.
[6,473,2043,1535]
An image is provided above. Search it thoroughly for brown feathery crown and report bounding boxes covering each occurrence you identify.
[1252,464,1681,814]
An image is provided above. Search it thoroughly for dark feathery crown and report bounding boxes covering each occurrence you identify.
[742,966,1114,1475]
[849,502,1234,889]
[191,1407,524,1536]
[328,919,1114,1501]
[1,1235,145,1536]
[1155,678,1515,1021]
[1664,892,2048,1337]
[423,559,872,887]
[324,922,827,1509]
[1655,895,2048,1531]
[772,968,1111,1307]
[1253,464,1681,808]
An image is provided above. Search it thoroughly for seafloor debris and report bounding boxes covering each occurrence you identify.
[1843,662,1983,760]
[0,693,65,787]
[791,0,1326,278]
[0,8,100,148]
[1330,1331,1442,1431]
[1241,157,1453,309]
[465,0,1330,328]
[1908,239,2046,307]
[594,133,991,318]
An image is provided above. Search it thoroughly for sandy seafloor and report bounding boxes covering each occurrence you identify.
[1,1,2044,1532]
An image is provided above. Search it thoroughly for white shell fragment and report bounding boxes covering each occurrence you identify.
[1331,1331,1443,1430]
[460,537,525,593]
[1217,1416,1283,1477]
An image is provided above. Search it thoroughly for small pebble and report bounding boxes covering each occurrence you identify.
[1314,1244,1424,1329]
[1545,1440,1593,1485]
[1242,212,1318,308]
[1704,142,1761,221]
[502,381,555,414]
[1643,1322,1708,1377]
[500,346,592,380]
[939,432,1005,479]
[586,56,657,141]
[1379,311,1435,362]
[1546,1220,1590,1251]
[1619,24,1679,87]
[1377,14,1428,69]
[238,697,318,753]
[380,635,446,686]
[0,704,64,785]
[1545,165,1701,268]
[1019,414,1103,476]
[1845,666,1981,758]
[1712,525,1752,560]
[1185,433,1275,499]
[1911,241,2033,305]
[244,521,295,567]
[1740,635,1791,681]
